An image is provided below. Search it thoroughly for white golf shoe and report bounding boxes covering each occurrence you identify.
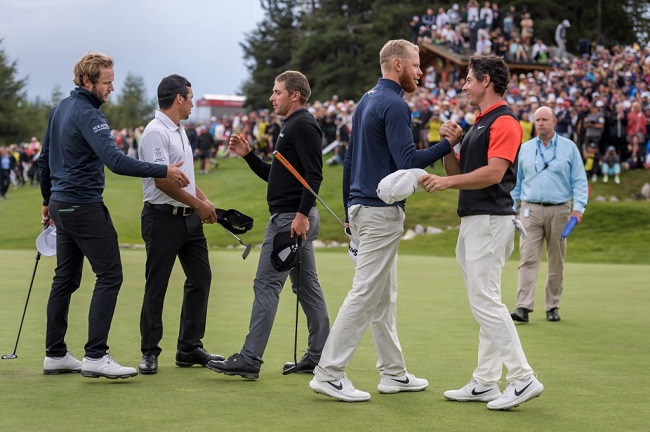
[43,352,82,375]
[377,372,429,393]
[81,355,138,379]
[309,376,371,402]
[444,378,502,402]
[487,375,544,410]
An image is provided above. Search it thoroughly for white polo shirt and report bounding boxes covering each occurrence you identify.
[139,110,196,205]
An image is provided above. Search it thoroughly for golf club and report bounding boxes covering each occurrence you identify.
[3,218,50,360]
[219,224,252,259]
[282,247,302,375]
[273,150,345,228]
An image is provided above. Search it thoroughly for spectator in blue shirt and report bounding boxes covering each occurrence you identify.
[510,106,589,323]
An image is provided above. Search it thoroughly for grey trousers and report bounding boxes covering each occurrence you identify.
[241,208,330,366]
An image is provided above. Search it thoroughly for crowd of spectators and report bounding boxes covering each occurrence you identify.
[110,36,650,185]
[3,11,650,200]
[177,37,650,187]
[0,137,42,200]
[410,2,577,64]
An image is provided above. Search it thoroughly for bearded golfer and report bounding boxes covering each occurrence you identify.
[309,39,460,402]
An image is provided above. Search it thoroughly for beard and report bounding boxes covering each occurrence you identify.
[399,70,418,94]
[90,85,107,103]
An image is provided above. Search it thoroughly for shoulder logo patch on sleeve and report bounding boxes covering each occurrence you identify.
[153,148,166,163]
[93,123,109,133]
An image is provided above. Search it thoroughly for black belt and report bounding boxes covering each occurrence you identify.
[144,201,194,216]
[528,202,565,207]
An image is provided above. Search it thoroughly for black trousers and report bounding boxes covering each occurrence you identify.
[140,205,212,356]
[0,168,10,197]
[46,200,123,359]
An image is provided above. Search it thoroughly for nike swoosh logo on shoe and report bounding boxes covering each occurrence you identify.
[514,382,533,396]
[392,377,410,384]
[328,381,343,390]
[471,388,492,395]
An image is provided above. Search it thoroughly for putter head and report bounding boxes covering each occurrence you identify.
[2,354,17,359]
[282,364,299,375]
[242,243,252,260]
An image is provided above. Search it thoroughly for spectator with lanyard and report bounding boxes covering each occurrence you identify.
[510,106,588,323]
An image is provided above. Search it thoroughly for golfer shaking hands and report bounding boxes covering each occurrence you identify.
[137,74,224,376]
[39,52,189,379]
[310,39,458,402]
[206,70,330,379]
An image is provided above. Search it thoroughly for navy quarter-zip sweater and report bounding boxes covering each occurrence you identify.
[343,78,452,218]
[40,88,167,205]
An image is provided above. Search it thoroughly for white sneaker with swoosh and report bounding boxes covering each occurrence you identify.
[377,371,429,393]
[444,378,502,402]
[487,375,544,410]
[309,376,371,402]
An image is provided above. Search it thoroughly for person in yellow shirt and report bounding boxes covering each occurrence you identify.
[426,108,444,167]
[520,117,533,142]
[255,111,270,161]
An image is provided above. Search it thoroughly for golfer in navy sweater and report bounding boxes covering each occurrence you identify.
[310,39,462,402]
[40,52,188,379]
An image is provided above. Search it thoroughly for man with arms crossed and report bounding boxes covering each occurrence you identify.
[138,74,224,375]
[420,54,544,410]
[39,52,188,379]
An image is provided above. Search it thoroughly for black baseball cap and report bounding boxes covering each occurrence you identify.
[216,208,254,234]
[271,231,302,272]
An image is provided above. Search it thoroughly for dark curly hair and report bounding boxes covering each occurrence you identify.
[468,54,510,96]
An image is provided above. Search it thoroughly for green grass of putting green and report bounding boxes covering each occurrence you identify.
[1,157,649,264]
[0,249,647,431]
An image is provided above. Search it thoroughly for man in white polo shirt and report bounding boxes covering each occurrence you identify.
[137,74,223,374]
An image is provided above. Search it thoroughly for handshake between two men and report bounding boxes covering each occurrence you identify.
[419,120,464,193]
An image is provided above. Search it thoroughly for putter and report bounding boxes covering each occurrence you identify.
[282,247,302,375]
[3,218,50,360]
[273,150,345,228]
[219,224,252,259]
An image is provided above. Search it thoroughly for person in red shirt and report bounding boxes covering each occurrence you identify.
[419,54,544,411]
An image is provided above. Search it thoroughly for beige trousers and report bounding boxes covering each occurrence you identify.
[516,201,571,312]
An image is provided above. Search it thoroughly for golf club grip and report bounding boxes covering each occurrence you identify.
[273,151,312,191]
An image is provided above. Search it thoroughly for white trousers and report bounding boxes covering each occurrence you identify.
[456,215,534,384]
[314,205,406,381]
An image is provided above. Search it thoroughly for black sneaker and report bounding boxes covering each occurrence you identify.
[206,353,260,379]
[139,354,158,375]
[282,353,318,375]
[175,347,224,367]
[510,307,530,323]
[546,308,561,322]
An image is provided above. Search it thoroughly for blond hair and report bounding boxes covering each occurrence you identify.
[73,52,114,87]
[379,39,419,74]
